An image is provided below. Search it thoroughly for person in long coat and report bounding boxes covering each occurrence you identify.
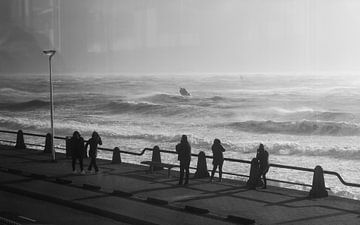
[210,138,225,182]
[71,131,85,174]
[176,135,191,185]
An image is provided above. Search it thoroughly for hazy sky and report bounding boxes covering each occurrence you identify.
[2,0,360,73]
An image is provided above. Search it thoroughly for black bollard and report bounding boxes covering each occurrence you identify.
[44,133,52,153]
[15,130,26,149]
[194,151,209,178]
[309,165,328,198]
[151,145,163,171]
[246,158,263,189]
[112,147,121,164]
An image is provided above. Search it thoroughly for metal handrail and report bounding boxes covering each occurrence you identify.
[1,129,360,188]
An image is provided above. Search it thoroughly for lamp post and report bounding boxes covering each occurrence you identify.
[43,50,56,161]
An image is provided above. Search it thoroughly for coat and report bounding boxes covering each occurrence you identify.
[70,136,85,158]
[85,136,102,158]
[256,150,269,173]
[211,143,225,165]
[176,141,191,163]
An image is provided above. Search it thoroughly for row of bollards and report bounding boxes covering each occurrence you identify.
[13,129,327,198]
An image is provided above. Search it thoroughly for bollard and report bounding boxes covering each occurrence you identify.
[309,165,328,198]
[246,158,263,189]
[194,151,209,178]
[151,145,163,171]
[44,133,52,153]
[65,136,71,158]
[112,147,121,164]
[15,130,26,149]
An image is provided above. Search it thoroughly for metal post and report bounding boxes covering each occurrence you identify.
[49,57,55,161]
[43,50,56,162]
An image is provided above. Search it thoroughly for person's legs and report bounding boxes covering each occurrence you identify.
[93,157,98,172]
[184,161,190,185]
[262,172,267,189]
[79,157,84,172]
[219,163,223,182]
[72,157,76,172]
[88,157,93,171]
[179,162,184,185]
[210,164,217,181]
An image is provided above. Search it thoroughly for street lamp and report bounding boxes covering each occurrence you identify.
[43,50,56,161]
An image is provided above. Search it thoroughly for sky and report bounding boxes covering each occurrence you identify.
[1,0,360,74]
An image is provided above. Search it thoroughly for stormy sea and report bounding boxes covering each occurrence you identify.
[1,73,360,199]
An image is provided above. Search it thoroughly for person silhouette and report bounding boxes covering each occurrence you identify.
[176,135,191,185]
[85,131,102,173]
[256,143,269,189]
[70,131,85,174]
[210,138,225,182]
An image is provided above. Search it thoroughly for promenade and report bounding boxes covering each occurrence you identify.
[0,145,359,225]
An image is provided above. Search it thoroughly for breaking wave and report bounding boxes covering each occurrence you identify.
[270,107,358,122]
[228,120,360,136]
[103,100,188,116]
[0,99,49,111]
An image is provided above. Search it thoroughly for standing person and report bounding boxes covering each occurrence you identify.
[256,143,269,189]
[210,138,225,182]
[70,131,85,174]
[85,131,102,173]
[176,135,191,185]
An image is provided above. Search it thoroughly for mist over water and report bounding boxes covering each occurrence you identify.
[1,73,360,199]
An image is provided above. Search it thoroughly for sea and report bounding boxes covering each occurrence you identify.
[1,73,360,199]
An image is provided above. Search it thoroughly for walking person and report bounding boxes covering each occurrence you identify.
[176,135,191,185]
[70,131,85,174]
[256,143,269,189]
[85,131,102,173]
[210,138,225,182]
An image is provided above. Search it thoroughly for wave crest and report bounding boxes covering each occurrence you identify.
[0,99,49,111]
[104,100,187,116]
[228,120,360,136]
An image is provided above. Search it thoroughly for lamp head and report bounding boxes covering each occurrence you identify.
[43,50,56,58]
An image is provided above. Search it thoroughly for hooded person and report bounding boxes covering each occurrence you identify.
[210,138,225,182]
[85,131,102,173]
[176,135,191,185]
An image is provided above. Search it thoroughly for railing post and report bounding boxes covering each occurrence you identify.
[15,130,26,149]
[309,165,328,198]
[194,151,209,178]
[44,133,52,153]
[112,147,121,164]
[151,146,163,171]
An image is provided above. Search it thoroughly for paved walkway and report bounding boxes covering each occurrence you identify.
[0,145,359,225]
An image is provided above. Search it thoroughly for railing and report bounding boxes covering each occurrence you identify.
[1,129,360,189]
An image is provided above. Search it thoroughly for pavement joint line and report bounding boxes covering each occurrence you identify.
[146,197,169,205]
[82,183,101,191]
[227,215,256,225]
[184,205,210,214]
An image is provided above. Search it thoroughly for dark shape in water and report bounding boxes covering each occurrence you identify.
[179,87,191,96]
